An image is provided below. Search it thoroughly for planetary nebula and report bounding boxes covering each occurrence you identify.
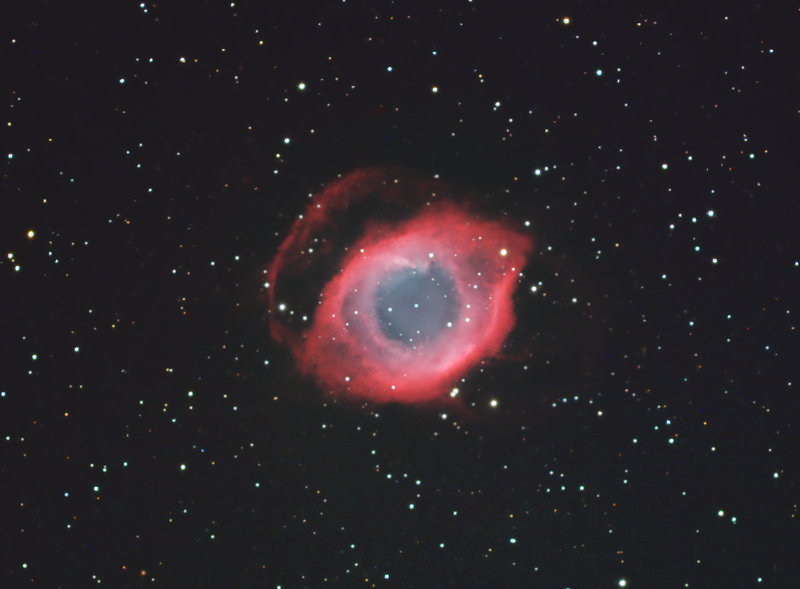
[267,168,533,404]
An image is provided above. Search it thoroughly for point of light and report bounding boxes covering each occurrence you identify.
[298,82,306,90]
[500,248,508,256]
[27,230,34,239]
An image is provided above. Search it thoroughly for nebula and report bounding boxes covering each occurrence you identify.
[267,167,533,404]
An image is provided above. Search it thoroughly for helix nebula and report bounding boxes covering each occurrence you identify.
[267,167,534,404]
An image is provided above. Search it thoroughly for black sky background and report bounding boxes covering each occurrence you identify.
[4,1,800,588]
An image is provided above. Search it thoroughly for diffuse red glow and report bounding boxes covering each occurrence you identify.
[267,168,533,404]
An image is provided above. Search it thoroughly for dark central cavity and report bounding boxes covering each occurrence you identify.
[375,263,459,345]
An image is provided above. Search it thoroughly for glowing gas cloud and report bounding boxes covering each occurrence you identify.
[267,167,533,404]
